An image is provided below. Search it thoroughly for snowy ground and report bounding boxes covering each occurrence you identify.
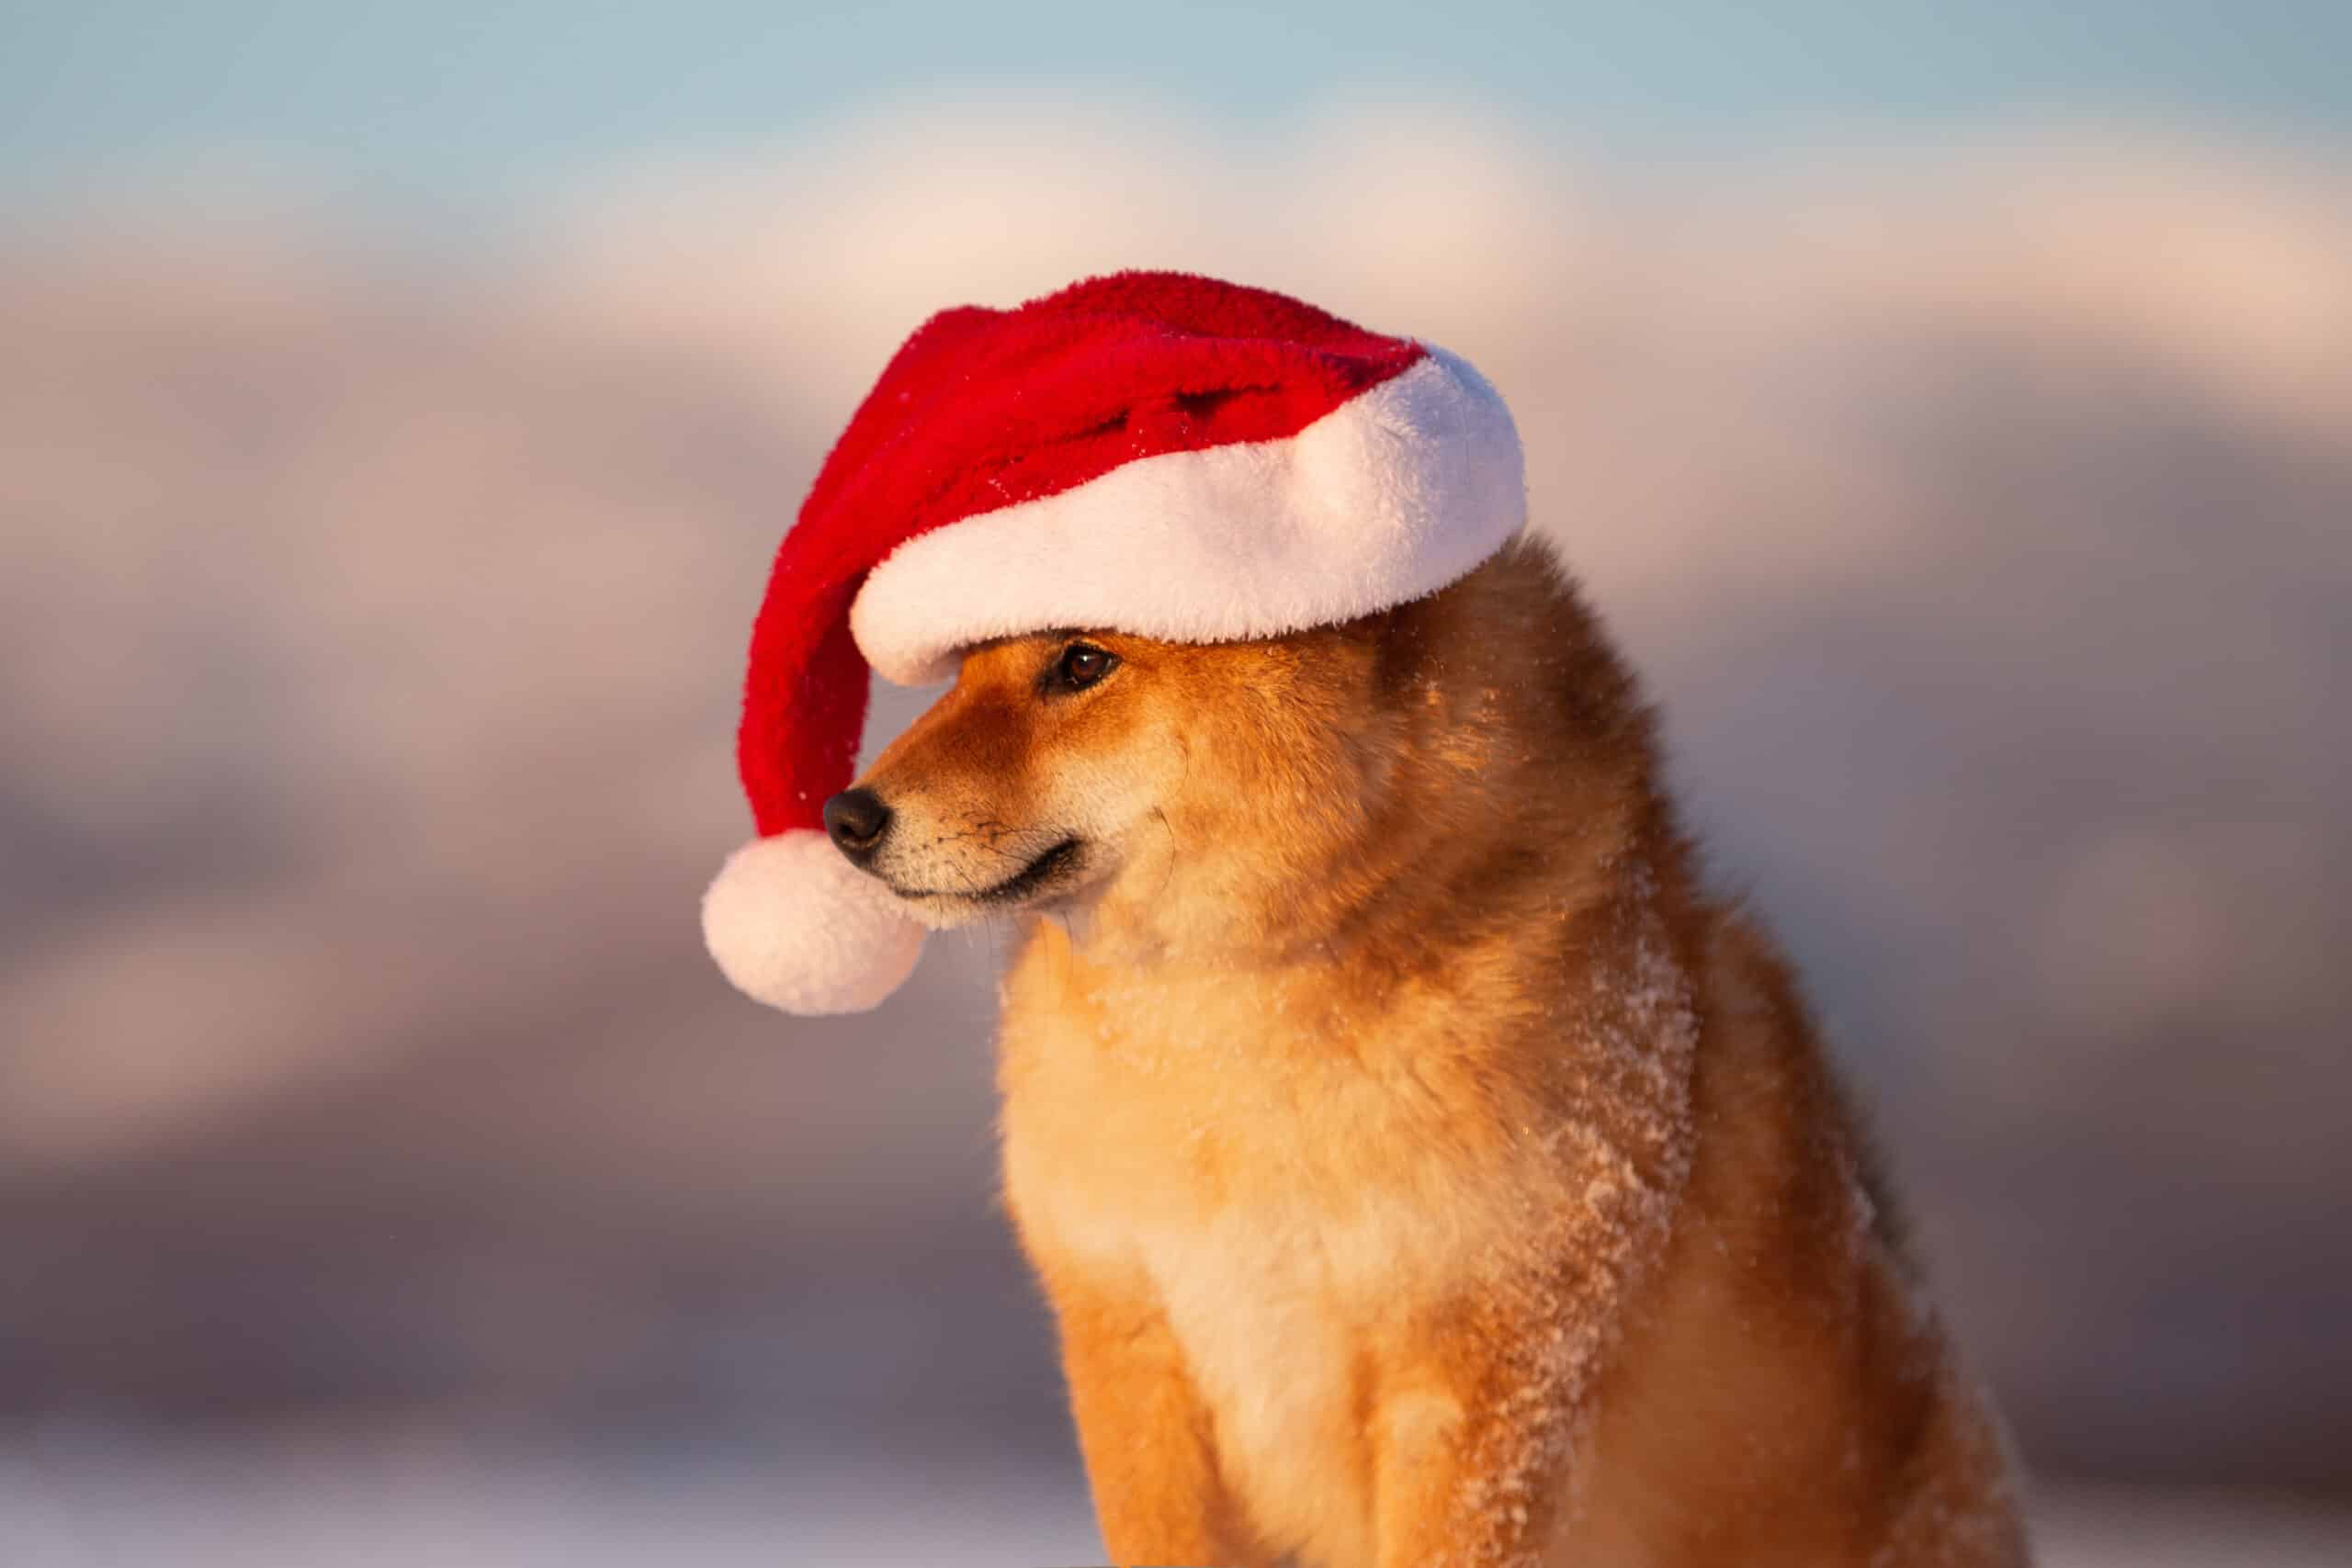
[3,1429,2346,1567]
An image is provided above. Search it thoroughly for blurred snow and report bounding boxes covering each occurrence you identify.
[0,1427,1101,1568]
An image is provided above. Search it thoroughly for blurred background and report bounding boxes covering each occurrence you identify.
[3,3,2347,1562]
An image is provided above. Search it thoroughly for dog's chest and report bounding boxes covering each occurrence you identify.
[1146,1200,1366,1536]
[1021,1118,1449,1562]
[1001,995,1531,1558]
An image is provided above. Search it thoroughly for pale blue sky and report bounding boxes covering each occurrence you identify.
[4,1,2346,204]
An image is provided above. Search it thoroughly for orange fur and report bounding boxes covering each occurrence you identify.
[853,536,2027,1565]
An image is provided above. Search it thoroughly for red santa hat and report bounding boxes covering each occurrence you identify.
[703,270,1525,1013]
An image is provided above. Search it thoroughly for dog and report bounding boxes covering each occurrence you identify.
[828,533,2027,1565]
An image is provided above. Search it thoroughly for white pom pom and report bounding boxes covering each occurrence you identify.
[702,830,927,1014]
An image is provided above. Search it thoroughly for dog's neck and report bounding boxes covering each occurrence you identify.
[1000,541,1704,1268]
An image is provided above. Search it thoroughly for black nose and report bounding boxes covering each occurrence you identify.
[822,787,893,864]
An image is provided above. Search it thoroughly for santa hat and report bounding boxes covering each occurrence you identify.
[703,270,1526,1014]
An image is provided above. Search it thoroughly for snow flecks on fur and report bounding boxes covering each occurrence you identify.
[1442,866,1701,1568]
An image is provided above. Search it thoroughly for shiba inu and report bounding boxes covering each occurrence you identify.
[702,272,2025,1565]
[835,539,2024,1565]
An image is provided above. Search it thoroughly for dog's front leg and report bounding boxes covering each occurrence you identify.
[1045,1264,1261,1568]
[1371,1364,1566,1568]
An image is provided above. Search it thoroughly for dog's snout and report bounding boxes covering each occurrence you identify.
[823,787,893,864]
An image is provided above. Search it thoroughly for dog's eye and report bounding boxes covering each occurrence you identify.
[1044,641,1118,695]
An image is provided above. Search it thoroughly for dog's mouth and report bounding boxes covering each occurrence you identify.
[883,837,1085,908]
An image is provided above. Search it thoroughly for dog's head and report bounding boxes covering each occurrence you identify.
[825,621,1400,957]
